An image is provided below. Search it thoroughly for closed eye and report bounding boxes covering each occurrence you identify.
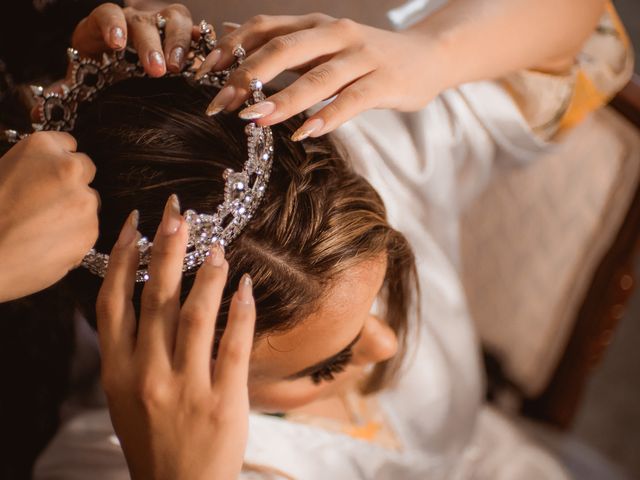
[285,331,362,382]
[308,348,353,384]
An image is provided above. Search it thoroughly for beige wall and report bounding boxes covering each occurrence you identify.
[180,0,405,30]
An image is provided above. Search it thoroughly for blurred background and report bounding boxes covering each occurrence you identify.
[570,2,639,479]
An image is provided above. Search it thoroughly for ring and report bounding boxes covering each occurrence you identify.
[233,44,246,63]
[156,13,167,30]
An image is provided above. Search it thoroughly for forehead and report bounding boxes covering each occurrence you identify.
[250,255,387,376]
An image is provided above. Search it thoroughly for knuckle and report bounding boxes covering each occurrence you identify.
[136,375,170,408]
[304,66,333,87]
[265,34,298,55]
[332,17,359,36]
[308,12,333,24]
[219,338,248,364]
[343,85,369,105]
[248,14,270,29]
[28,131,53,149]
[57,155,83,180]
[179,308,209,331]
[140,285,167,314]
[129,11,153,27]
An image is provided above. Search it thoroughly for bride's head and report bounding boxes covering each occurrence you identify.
[69,76,417,412]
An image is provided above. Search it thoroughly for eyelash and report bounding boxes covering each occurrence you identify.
[309,349,354,384]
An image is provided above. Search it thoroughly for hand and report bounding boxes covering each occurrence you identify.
[71,2,196,75]
[0,132,99,302]
[196,14,445,140]
[97,196,256,480]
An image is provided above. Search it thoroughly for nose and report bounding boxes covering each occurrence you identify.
[352,315,398,365]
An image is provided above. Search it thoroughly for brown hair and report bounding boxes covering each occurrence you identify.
[68,76,418,393]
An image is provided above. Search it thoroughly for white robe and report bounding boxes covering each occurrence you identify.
[33,84,570,480]
[34,3,573,480]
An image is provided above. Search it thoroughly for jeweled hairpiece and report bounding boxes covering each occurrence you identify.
[3,19,274,282]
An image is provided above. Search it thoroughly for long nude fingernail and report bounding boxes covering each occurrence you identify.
[116,210,139,247]
[206,244,226,267]
[291,118,324,141]
[237,273,253,304]
[222,21,241,33]
[168,47,185,72]
[239,101,276,120]
[149,50,165,72]
[206,85,235,116]
[195,49,222,80]
[110,27,126,49]
[161,194,182,235]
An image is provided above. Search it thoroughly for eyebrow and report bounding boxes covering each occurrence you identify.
[285,329,363,381]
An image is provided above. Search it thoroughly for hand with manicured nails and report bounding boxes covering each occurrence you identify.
[195,14,444,141]
[196,0,607,141]
[0,132,99,302]
[97,195,256,480]
[72,2,197,75]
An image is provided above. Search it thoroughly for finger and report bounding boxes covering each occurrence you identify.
[215,14,330,71]
[291,72,382,140]
[213,274,255,393]
[96,210,140,364]
[72,3,127,55]
[195,15,307,80]
[173,245,228,378]
[125,9,166,77]
[242,53,373,126]
[70,151,97,184]
[161,4,193,73]
[136,194,188,366]
[194,47,223,81]
[207,26,347,114]
[92,2,128,50]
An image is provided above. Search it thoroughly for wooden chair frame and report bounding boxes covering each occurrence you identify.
[522,75,640,428]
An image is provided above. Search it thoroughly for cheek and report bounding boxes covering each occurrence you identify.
[248,364,369,413]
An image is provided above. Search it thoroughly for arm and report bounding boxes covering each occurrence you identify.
[196,1,608,138]
[410,0,607,86]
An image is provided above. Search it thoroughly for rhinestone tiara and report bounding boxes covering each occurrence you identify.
[2,21,274,282]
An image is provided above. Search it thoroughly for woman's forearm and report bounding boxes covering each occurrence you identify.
[410,0,607,88]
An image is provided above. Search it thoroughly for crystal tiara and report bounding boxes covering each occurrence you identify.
[2,20,274,282]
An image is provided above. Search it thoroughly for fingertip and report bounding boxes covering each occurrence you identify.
[222,21,241,34]
[204,244,227,268]
[146,51,166,77]
[114,209,140,250]
[167,46,185,73]
[235,273,254,305]
[109,26,127,50]
[291,117,325,141]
